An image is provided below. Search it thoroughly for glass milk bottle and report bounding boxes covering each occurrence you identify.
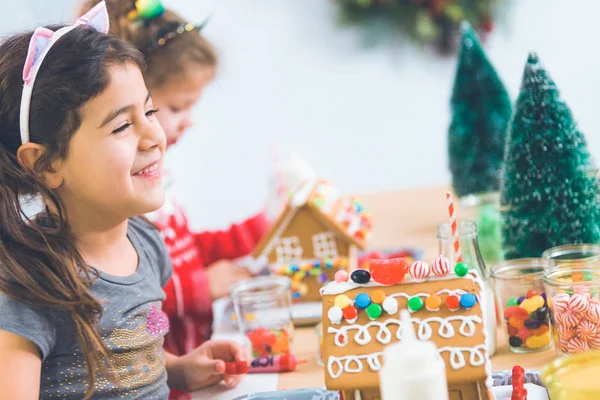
[437,220,497,356]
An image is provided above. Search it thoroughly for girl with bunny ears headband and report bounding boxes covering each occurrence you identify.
[0,2,246,398]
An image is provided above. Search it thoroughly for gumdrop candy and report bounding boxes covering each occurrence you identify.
[369,258,408,285]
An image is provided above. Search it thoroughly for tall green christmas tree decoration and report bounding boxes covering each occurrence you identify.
[448,21,511,265]
[448,21,512,198]
[501,53,600,259]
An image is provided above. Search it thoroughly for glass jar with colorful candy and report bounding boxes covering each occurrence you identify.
[491,259,553,353]
[437,220,497,356]
[229,275,294,358]
[542,244,600,269]
[543,265,600,355]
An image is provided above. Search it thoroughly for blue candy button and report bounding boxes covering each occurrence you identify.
[355,293,371,309]
[460,293,477,309]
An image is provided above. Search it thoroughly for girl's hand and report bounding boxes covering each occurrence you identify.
[207,261,253,299]
[167,340,248,392]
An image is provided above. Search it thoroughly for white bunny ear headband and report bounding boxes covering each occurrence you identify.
[19,1,110,145]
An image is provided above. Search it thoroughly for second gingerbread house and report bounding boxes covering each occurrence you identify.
[252,180,372,302]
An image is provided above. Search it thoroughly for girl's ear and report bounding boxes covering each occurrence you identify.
[16,143,63,189]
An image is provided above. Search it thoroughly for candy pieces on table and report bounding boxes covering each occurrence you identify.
[552,292,600,355]
[246,328,290,358]
[511,365,527,400]
[504,291,550,351]
[369,258,409,285]
[225,360,249,375]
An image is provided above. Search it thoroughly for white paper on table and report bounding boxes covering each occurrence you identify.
[192,374,278,400]
[492,383,549,400]
[192,332,279,399]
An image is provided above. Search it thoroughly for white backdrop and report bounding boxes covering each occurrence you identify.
[2,0,600,230]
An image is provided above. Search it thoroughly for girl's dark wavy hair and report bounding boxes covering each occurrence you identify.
[0,25,144,399]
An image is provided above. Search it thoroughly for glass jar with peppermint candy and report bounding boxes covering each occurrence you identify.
[491,258,553,353]
[543,265,600,355]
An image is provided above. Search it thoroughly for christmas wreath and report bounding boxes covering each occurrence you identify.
[334,0,509,55]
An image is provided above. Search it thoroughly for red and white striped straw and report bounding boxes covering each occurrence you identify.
[446,191,463,263]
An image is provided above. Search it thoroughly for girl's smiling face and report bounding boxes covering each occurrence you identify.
[51,63,167,221]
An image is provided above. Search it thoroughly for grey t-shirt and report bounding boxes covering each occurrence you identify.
[0,217,173,399]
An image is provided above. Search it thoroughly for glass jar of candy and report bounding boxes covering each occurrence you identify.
[230,275,294,358]
[543,265,600,355]
[491,258,553,353]
[459,192,503,267]
[437,220,497,356]
[542,350,600,400]
[542,244,600,268]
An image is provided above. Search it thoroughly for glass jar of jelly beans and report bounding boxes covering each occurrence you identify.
[544,265,600,356]
[491,258,553,353]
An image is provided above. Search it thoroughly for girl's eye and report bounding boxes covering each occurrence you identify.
[112,123,131,134]
[146,108,159,118]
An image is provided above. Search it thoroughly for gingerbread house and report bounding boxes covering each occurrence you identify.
[321,258,492,400]
[252,180,372,302]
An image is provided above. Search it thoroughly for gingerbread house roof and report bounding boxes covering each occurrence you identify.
[252,179,372,259]
[320,270,491,392]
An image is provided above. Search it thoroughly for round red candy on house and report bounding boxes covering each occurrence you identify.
[369,258,409,285]
[343,305,358,320]
[446,295,460,310]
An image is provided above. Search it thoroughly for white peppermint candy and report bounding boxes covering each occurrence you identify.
[586,303,600,324]
[328,306,343,324]
[552,293,571,313]
[382,297,398,315]
[409,261,430,281]
[569,293,590,313]
[432,255,451,276]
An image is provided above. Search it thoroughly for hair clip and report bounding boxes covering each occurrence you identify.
[20,1,109,144]
[127,0,165,21]
[143,17,209,55]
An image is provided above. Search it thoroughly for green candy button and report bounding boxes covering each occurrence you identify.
[407,296,424,312]
[454,262,469,277]
[366,303,382,320]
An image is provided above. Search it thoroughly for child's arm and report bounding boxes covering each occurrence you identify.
[194,212,269,266]
[165,340,248,392]
[0,330,41,399]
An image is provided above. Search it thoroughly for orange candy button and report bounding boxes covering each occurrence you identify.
[371,289,386,304]
[426,294,442,311]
